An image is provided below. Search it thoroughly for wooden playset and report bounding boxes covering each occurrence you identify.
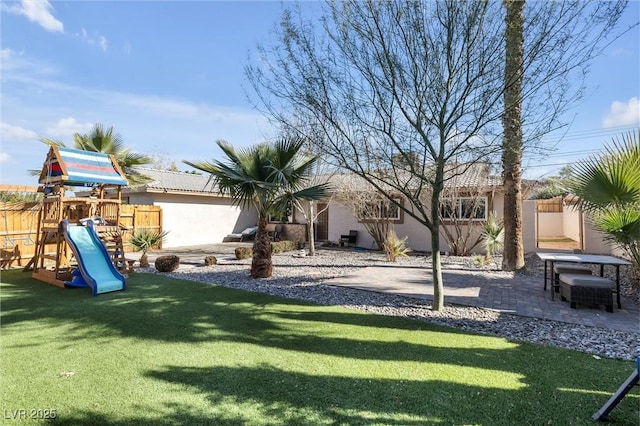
[25,146,129,290]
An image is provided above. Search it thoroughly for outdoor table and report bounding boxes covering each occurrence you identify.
[536,252,631,309]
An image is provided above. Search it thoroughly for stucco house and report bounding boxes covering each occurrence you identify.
[117,169,257,248]
[103,165,507,253]
[317,163,505,253]
[84,166,613,256]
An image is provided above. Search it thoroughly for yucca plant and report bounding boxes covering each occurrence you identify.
[129,228,169,268]
[383,230,411,262]
[481,212,504,263]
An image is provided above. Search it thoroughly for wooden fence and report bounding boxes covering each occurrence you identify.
[535,196,564,213]
[0,203,162,268]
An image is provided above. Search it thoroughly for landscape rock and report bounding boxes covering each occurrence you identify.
[155,255,180,272]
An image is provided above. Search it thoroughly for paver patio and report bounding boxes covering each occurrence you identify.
[148,244,639,334]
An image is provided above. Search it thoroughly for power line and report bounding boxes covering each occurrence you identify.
[539,124,639,144]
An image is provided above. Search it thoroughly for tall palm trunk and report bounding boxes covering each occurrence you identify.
[251,214,273,278]
[502,0,526,271]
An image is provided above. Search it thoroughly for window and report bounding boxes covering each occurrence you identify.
[269,201,293,223]
[440,197,487,220]
[359,196,402,222]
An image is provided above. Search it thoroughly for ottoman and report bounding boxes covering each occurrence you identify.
[549,263,592,299]
[559,273,614,312]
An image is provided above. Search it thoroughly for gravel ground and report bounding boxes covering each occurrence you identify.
[144,249,640,361]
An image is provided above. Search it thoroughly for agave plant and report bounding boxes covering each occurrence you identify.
[129,228,169,268]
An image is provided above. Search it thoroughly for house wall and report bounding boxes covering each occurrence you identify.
[127,192,257,248]
[583,215,613,255]
[537,213,564,237]
[562,204,581,242]
[328,201,435,251]
[583,219,629,259]
[328,191,506,253]
[522,200,537,253]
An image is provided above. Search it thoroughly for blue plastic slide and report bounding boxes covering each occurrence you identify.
[61,220,126,296]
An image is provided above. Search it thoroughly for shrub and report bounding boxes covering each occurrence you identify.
[236,241,304,259]
[474,254,491,267]
[130,228,170,268]
[271,240,304,254]
[235,247,253,260]
[155,255,180,272]
[383,231,411,262]
[204,255,217,266]
[481,213,504,262]
[321,240,339,247]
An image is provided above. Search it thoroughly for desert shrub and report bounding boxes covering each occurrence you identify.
[383,231,411,262]
[235,247,253,260]
[155,255,180,272]
[474,254,491,267]
[481,213,504,262]
[204,255,217,266]
[271,240,304,254]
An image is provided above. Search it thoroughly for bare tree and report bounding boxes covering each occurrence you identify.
[246,0,629,309]
[247,1,508,311]
[281,119,336,256]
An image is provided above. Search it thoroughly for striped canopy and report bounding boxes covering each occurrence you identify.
[39,146,128,186]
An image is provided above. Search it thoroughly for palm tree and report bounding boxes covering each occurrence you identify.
[568,131,640,270]
[40,123,153,185]
[184,137,330,278]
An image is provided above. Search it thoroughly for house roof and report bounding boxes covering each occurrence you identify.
[39,146,128,187]
[122,162,502,197]
[124,168,219,195]
[326,163,502,193]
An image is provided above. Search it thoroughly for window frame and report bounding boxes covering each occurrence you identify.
[439,196,488,221]
[358,195,404,223]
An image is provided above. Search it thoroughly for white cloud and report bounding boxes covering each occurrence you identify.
[0,152,12,164]
[4,0,64,33]
[45,118,92,137]
[603,97,640,128]
[99,36,108,52]
[0,122,38,140]
[75,28,109,52]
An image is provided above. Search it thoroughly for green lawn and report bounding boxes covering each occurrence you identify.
[1,269,638,425]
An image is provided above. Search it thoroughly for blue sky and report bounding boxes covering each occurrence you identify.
[1,0,638,187]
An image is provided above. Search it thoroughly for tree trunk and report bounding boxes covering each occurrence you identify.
[430,232,444,311]
[307,201,316,256]
[251,215,273,278]
[431,182,445,311]
[502,0,526,271]
[139,252,149,268]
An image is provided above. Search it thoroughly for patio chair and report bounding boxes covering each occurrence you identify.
[271,224,283,242]
[226,226,258,242]
[340,230,358,247]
